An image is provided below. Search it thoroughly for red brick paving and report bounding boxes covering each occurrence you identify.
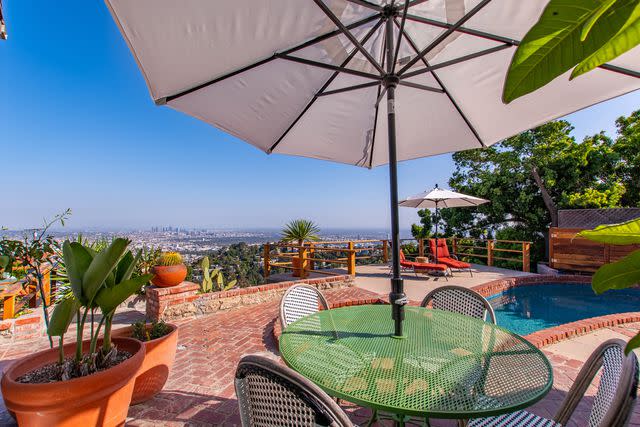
[0,286,639,426]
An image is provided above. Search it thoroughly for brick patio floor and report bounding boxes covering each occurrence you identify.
[0,287,639,426]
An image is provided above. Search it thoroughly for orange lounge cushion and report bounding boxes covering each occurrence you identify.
[411,262,448,271]
[437,257,470,269]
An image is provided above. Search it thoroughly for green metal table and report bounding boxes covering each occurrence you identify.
[279,304,553,423]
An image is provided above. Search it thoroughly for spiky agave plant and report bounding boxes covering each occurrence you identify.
[281,219,321,246]
[157,252,183,266]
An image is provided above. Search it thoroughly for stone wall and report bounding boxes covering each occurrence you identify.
[146,275,354,321]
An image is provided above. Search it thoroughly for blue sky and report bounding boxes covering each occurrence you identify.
[1,1,639,231]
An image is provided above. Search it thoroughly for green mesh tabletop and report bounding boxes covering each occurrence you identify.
[279,304,553,419]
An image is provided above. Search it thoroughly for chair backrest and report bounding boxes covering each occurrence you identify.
[279,284,329,330]
[428,239,451,258]
[235,354,353,427]
[554,339,639,427]
[399,249,407,262]
[421,285,496,324]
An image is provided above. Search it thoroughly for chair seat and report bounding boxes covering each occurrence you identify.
[437,257,471,269]
[468,410,561,427]
[400,260,448,271]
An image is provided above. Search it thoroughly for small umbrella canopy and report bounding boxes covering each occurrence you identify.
[400,186,489,209]
[106,0,640,337]
[400,185,489,262]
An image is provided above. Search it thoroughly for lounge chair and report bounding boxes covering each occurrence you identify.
[468,338,639,427]
[428,239,472,276]
[235,354,353,427]
[397,250,450,279]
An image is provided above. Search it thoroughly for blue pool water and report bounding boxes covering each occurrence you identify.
[488,283,640,336]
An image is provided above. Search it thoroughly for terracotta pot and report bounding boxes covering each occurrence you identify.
[1,337,144,427]
[151,264,187,288]
[112,323,178,404]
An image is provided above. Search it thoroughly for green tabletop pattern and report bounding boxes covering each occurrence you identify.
[279,304,553,419]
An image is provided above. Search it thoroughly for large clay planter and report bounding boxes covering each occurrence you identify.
[112,323,178,404]
[151,264,187,288]
[1,337,144,427]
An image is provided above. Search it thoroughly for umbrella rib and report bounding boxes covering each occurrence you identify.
[404,13,519,46]
[598,64,640,79]
[160,13,379,104]
[392,0,411,74]
[402,44,512,80]
[368,20,389,169]
[343,0,382,11]
[393,19,486,148]
[398,80,443,93]
[318,81,381,96]
[268,18,384,154]
[398,0,493,75]
[276,54,383,80]
[312,0,385,75]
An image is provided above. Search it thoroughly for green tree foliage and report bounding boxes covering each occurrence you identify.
[410,209,434,239]
[193,243,264,288]
[436,111,640,267]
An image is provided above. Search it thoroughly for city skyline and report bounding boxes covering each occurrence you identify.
[2,0,639,232]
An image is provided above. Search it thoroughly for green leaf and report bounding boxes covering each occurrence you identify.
[591,249,640,294]
[503,0,634,103]
[0,255,9,270]
[577,218,640,245]
[581,0,618,41]
[572,0,640,78]
[82,238,130,303]
[95,274,152,315]
[62,241,94,304]
[625,332,640,355]
[115,251,137,283]
[47,298,80,337]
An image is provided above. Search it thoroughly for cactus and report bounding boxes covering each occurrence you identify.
[158,251,183,266]
[201,256,214,293]
[200,256,237,293]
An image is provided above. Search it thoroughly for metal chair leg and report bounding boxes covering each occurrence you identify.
[365,409,379,427]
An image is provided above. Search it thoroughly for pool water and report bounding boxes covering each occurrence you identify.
[488,283,640,336]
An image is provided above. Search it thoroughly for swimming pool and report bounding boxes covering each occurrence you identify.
[488,283,640,336]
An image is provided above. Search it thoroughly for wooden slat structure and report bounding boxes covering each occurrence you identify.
[550,227,640,273]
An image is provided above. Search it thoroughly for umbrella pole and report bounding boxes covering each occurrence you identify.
[383,14,406,338]
[434,203,439,264]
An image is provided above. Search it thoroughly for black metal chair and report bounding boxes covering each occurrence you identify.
[468,339,639,427]
[235,354,353,427]
[421,285,496,324]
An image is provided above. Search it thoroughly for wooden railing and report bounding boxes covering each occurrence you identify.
[0,265,54,320]
[263,237,531,279]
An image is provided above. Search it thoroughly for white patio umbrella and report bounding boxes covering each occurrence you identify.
[105,0,640,337]
[400,184,489,262]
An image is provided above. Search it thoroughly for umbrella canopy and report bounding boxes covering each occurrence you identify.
[106,0,640,337]
[400,185,489,209]
[400,185,488,262]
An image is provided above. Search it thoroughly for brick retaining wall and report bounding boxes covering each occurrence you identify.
[146,275,355,321]
[0,311,45,344]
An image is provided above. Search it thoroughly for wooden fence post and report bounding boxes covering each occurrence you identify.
[382,240,389,263]
[299,246,308,279]
[263,243,270,279]
[487,240,494,267]
[522,242,531,272]
[308,243,315,272]
[42,268,51,306]
[347,241,356,276]
[418,239,424,257]
[452,237,458,256]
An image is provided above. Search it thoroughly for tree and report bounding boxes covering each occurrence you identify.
[410,209,433,239]
[436,112,640,266]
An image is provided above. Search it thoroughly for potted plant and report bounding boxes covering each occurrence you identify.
[151,251,187,288]
[1,238,152,426]
[281,219,320,277]
[112,320,178,404]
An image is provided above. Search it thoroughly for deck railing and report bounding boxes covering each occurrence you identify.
[263,237,530,279]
